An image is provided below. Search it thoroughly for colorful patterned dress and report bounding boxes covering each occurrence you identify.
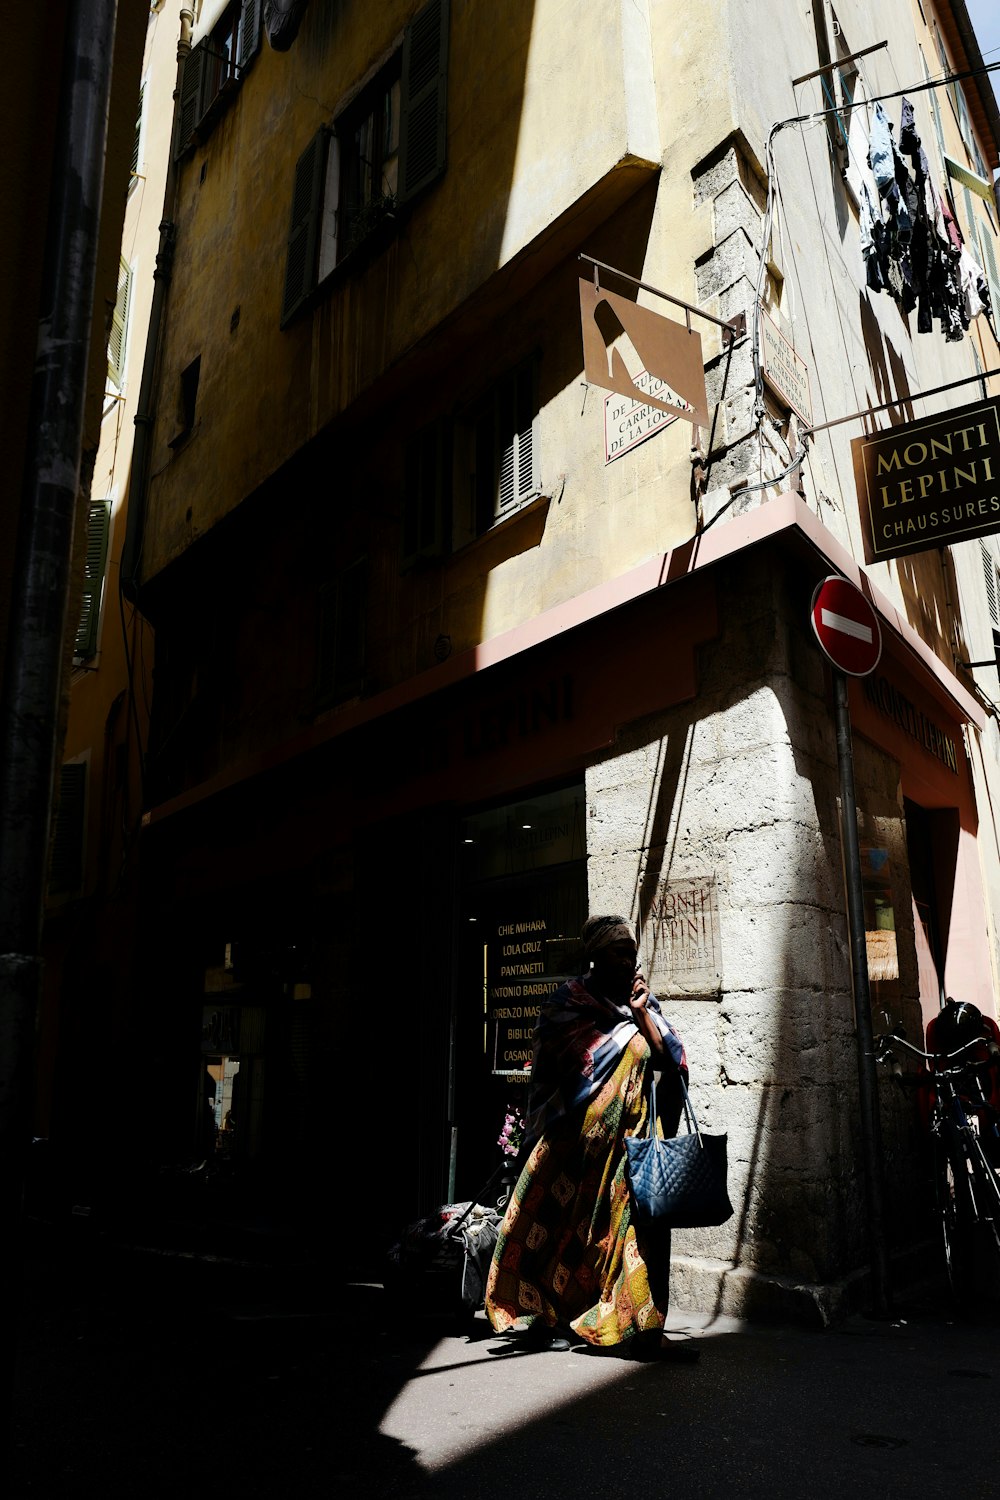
[484,978,683,1347]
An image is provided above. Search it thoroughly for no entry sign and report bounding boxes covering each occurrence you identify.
[810,576,882,677]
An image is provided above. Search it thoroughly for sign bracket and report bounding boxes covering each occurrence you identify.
[803,366,1000,437]
[579,254,746,347]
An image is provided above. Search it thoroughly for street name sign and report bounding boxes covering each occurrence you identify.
[759,306,813,426]
[810,576,882,676]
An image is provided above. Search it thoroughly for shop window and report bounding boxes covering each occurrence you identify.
[174,0,262,159]
[75,500,112,663]
[861,846,898,983]
[280,0,449,325]
[200,1001,266,1165]
[454,785,587,1194]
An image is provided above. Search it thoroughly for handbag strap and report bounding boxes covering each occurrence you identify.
[647,1067,702,1144]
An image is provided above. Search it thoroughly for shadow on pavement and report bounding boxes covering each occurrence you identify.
[11,1228,1000,1500]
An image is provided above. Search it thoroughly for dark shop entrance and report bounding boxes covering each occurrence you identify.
[451,782,587,1203]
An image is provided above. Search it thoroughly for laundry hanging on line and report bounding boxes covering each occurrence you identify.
[859,95,991,342]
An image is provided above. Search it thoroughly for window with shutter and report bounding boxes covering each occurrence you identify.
[75,501,112,663]
[174,1,262,159]
[920,49,948,174]
[981,541,999,629]
[402,421,452,569]
[976,218,1000,323]
[175,40,208,159]
[472,360,538,534]
[960,187,1000,322]
[399,0,449,204]
[281,0,449,324]
[237,0,262,72]
[316,558,367,704]
[108,257,132,389]
[49,759,88,897]
[129,81,145,195]
[281,128,330,326]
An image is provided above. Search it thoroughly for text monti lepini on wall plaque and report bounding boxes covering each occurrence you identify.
[852,396,1000,564]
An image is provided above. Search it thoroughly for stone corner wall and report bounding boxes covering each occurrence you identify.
[586,553,928,1310]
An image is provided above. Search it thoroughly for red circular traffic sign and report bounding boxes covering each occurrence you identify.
[809,576,882,677]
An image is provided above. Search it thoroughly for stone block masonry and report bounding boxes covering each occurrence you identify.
[586,553,925,1319]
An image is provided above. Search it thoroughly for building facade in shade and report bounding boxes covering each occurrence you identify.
[36,7,179,1161]
[120,0,1000,1316]
[1,5,148,1157]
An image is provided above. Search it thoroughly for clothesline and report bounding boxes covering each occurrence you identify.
[785,57,1000,135]
[747,58,1000,502]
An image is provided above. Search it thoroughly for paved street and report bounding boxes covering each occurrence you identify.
[10,1239,1000,1499]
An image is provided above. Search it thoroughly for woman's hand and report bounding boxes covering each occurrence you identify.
[629,969,663,1054]
[628,969,650,1011]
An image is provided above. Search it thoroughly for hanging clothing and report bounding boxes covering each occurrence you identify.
[959,245,992,321]
[859,98,972,345]
[867,102,896,195]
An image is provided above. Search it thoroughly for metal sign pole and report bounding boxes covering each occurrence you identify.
[833,669,891,1318]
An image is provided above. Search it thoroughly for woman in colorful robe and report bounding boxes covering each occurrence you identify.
[484,914,686,1355]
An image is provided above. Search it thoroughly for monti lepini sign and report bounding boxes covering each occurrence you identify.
[852,396,1000,564]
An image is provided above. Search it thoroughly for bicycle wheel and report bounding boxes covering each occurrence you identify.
[934,1129,977,1305]
[968,1141,1000,1300]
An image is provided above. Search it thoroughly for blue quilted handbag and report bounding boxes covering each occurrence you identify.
[625,1072,733,1228]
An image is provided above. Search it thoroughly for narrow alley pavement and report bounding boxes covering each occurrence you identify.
[10,1232,1000,1500]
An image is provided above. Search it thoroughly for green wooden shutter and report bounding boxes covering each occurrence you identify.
[398,0,449,204]
[402,420,451,568]
[923,51,947,172]
[281,127,329,327]
[237,0,262,73]
[75,501,112,661]
[107,257,132,388]
[175,40,208,158]
[49,761,87,896]
[976,217,1000,323]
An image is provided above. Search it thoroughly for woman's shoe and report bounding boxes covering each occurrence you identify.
[520,1322,571,1352]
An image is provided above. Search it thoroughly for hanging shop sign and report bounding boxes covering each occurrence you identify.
[579,278,710,429]
[759,306,813,426]
[604,371,679,463]
[852,396,1000,564]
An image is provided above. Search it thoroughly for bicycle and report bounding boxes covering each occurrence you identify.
[876,1014,1000,1305]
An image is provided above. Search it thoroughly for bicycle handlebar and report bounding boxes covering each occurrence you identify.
[875,1029,1000,1077]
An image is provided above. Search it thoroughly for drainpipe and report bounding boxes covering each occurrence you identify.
[0,0,118,1439]
[120,6,193,599]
